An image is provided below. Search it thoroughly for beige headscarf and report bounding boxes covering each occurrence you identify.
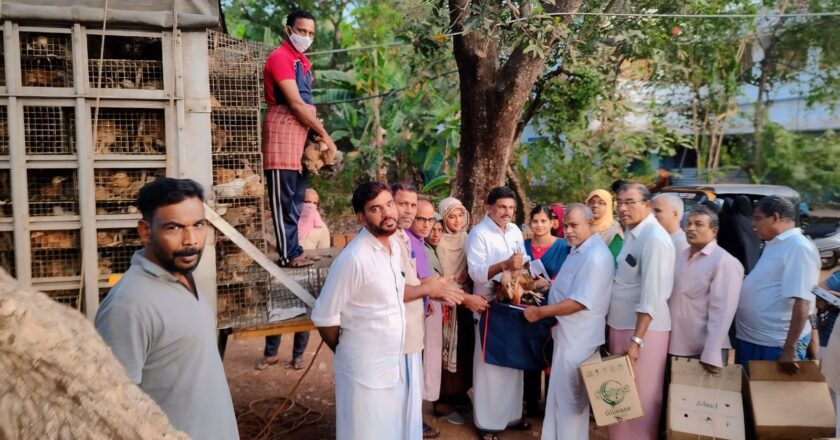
[586,189,623,245]
[436,197,470,283]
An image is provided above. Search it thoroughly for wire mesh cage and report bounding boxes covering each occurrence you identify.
[24,105,76,155]
[267,267,329,310]
[217,200,264,242]
[94,168,164,215]
[27,169,79,217]
[0,231,14,277]
[217,279,269,329]
[211,109,260,153]
[0,169,10,218]
[20,32,74,88]
[44,289,82,310]
[92,108,166,155]
[30,229,81,279]
[216,239,262,285]
[209,70,261,108]
[0,105,9,156]
[97,227,143,279]
[212,153,265,199]
[88,35,164,90]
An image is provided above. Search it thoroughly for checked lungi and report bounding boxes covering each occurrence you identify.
[262,104,315,265]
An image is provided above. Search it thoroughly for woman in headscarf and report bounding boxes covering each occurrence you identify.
[586,189,624,260]
[434,197,486,424]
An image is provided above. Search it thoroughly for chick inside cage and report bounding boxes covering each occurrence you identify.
[94,168,164,215]
[24,105,77,155]
[88,35,164,90]
[30,229,81,279]
[97,227,143,279]
[27,169,78,217]
[20,32,74,88]
[0,169,10,218]
[92,108,166,155]
[0,231,14,277]
[0,106,9,156]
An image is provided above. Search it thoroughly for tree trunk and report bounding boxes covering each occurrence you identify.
[449,0,582,221]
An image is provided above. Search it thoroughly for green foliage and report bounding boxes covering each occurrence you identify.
[760,123,840,199]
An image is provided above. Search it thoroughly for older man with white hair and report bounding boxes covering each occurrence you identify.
[653,193,689,255]
[524,203,614,440]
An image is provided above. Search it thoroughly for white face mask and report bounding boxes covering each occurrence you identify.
[287,28,313,53]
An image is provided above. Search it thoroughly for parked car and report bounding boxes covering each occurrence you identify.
[658,184,840,271]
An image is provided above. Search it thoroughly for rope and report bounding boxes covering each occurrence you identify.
[237,340,326,439]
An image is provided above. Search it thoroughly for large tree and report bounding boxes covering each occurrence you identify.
[448,0,583,217]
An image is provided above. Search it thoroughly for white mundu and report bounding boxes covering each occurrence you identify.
[542,234,614,440]
[311,228,408,440]
[466,214,528,431]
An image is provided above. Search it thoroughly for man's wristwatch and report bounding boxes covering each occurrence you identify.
[630,335,645,348]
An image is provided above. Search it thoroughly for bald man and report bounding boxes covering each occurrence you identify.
[653,193,689,256]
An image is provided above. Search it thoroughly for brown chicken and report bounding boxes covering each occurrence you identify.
[494,268,543,306]
[31,231,75,249]
[23,68,66,87]
[94,120,123,154]
[39,176,67,200]
[132,117,164,154]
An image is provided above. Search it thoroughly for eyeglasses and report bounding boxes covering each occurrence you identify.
[616,199,644,207]
[414,216,436,224]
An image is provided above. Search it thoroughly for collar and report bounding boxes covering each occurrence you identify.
[690,239,718,257]
[572,234,598,254]
[359,227,391,253]
[769,227,801,243]
[406,228,425,243]
[132,250,180,283]
[628,213,657,238]
[481,214,513,234]
[280,40,311,69]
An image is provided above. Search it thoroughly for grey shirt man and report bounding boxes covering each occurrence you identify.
[96,251,239,440]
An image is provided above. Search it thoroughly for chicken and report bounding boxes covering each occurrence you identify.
[95,185,111,200]
[97,231,124,247]
[39,176,67,200]
[98,257,113,277]
[211,123,228,153]
[31,231,75,249]
[213,167,236,185]
[107,172,132,198]
[23,68,66,87]
[131,117,164,154]
[222,205,257,227]
[302,134,340,175]
[494,268,543,306]
[94,120,123,154]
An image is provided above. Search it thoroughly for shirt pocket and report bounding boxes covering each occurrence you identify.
[616,252,640,282]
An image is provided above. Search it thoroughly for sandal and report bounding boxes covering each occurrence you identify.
[423,423,440,438]
[508,420,531,431]
[282,256,314,268]
[255,356,279,370]
[291,356,305,370]
[477,431,499,440]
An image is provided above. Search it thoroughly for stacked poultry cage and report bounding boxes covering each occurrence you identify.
[208,30,326,330]
[1,23,175,312]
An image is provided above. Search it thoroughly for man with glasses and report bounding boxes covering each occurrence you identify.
[735,195,819,375]
[607,182,675,440]
[466,186,532,439]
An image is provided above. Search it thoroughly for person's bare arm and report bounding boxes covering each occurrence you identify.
[277,80,336,149]
[523,299,585,322]
[317,326,340,353]
[486,252,523,280]
[404,276,463,306]
[778,298,809,374]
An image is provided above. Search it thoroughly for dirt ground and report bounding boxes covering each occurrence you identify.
[223,334,610,440]
[223,268,838,439]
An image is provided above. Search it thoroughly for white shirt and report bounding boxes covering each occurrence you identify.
[671,229,690,257]
[466,215,528,298]
[311,228,406,388]
[736,228,819,347]
[548,234,614,349]
[608,213,675,331]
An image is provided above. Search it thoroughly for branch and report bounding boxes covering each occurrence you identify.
[514,66,575,140]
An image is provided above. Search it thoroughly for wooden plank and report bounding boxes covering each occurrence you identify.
[232,317,316,340]
[204,203,317,307]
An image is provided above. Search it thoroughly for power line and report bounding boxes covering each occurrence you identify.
[304,9,840,57]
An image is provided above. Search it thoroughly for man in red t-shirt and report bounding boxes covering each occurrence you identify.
[262,9,337,270]
[257,10,337,372]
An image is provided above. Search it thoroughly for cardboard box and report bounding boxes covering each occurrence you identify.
[580,354,644,426]
[748,360,836,440]
[667,356,745,440]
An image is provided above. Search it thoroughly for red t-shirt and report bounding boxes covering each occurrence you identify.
[263,40,313,106]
